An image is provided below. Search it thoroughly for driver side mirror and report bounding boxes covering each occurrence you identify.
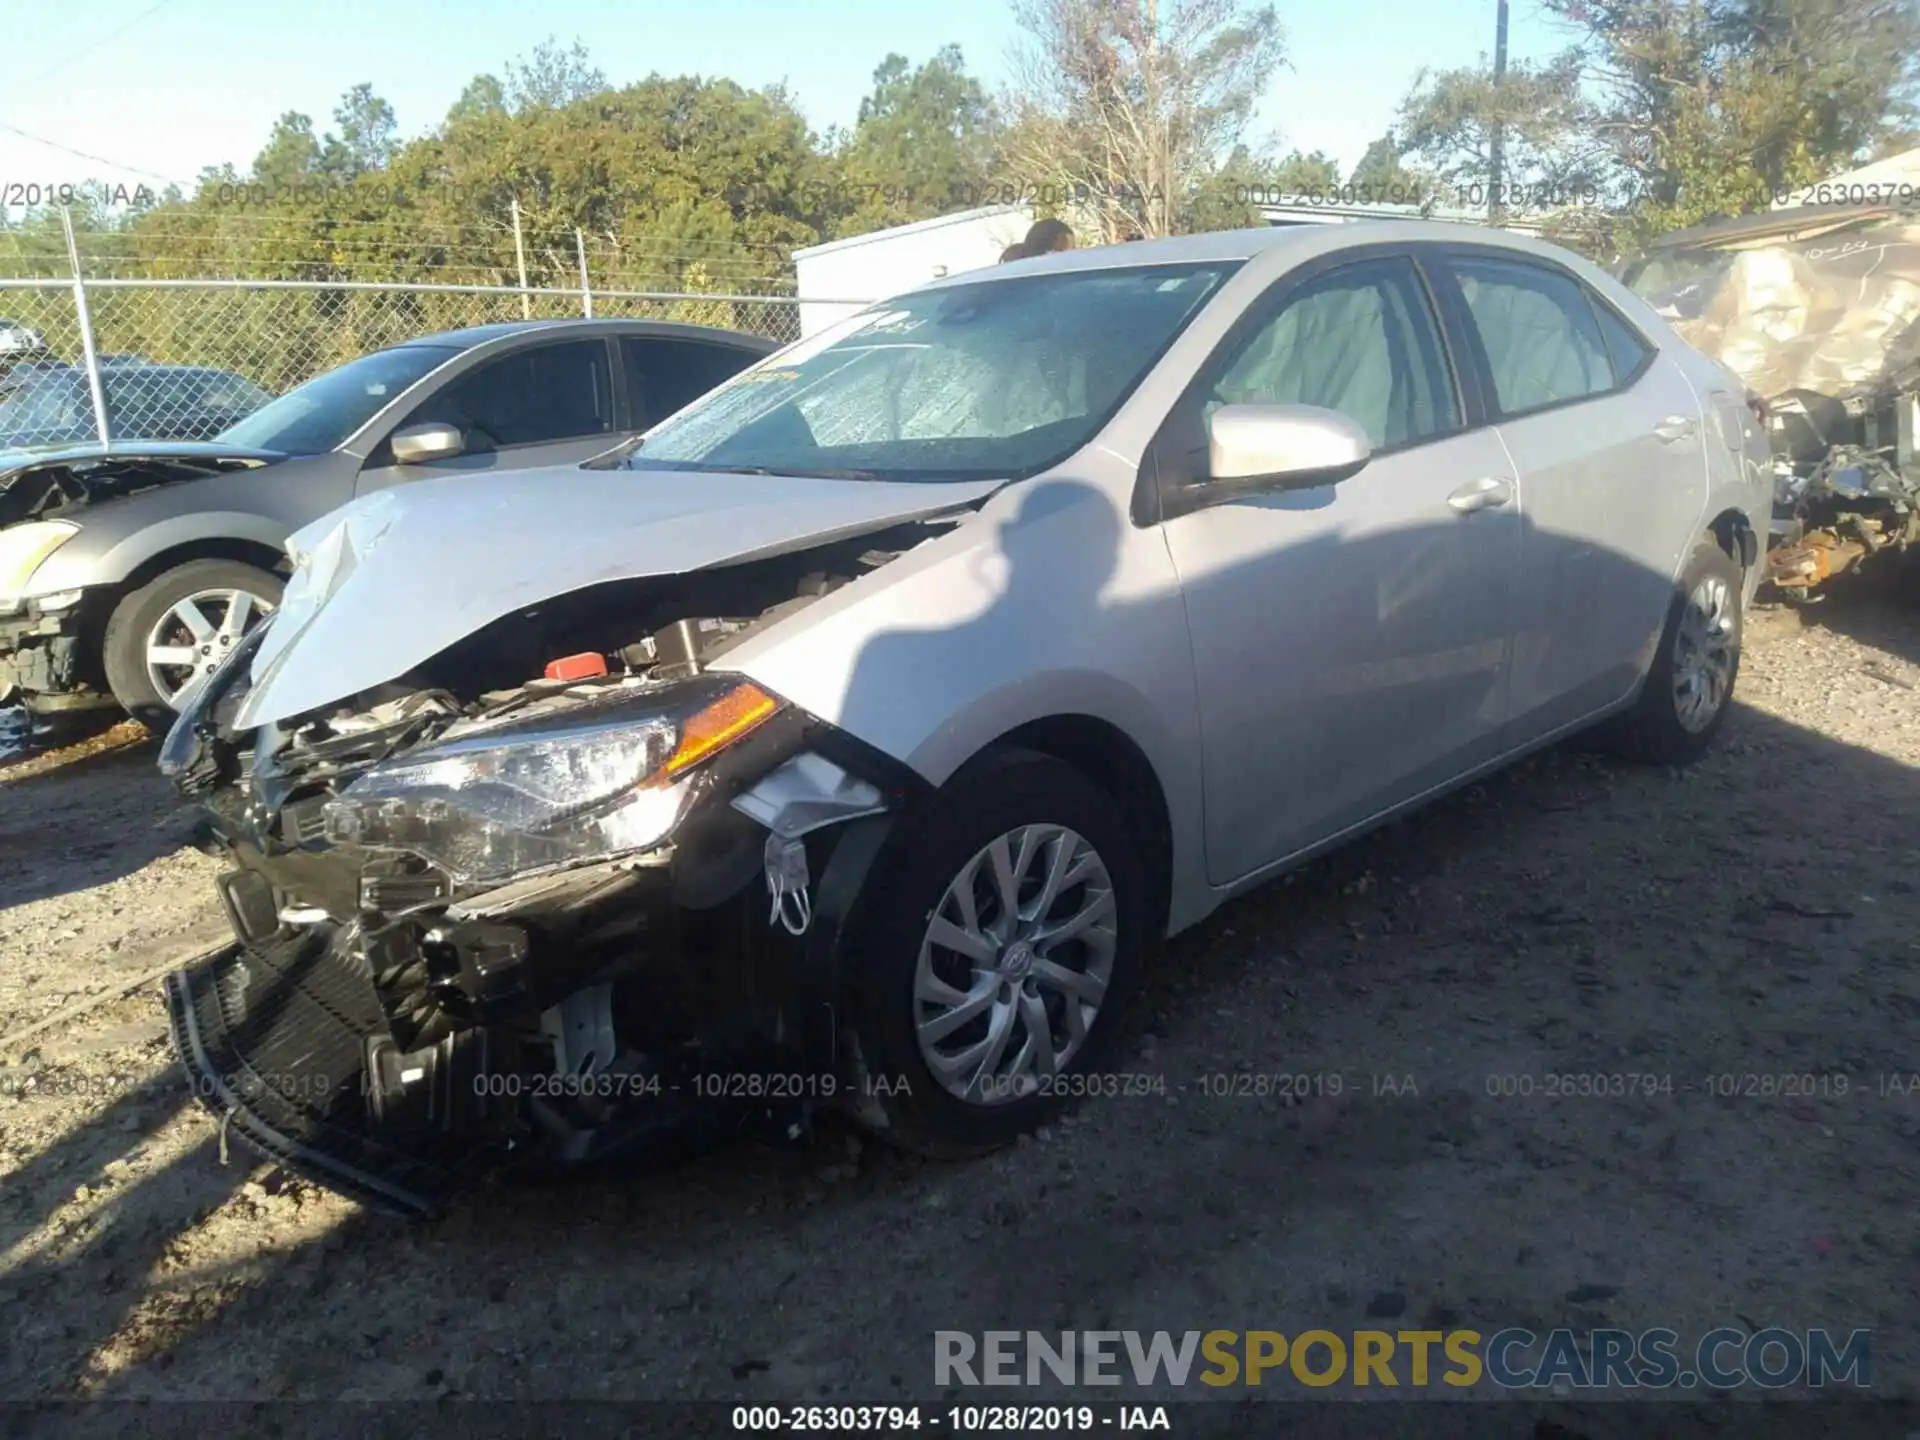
[389,421,465,465]
[1205,403,1371,494]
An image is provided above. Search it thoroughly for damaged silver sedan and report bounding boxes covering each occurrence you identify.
[159,223,1769,1214]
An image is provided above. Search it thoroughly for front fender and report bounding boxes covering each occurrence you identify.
[719,475,1215,934]
[29,509,291,596]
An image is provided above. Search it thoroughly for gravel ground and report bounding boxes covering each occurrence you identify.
[2,567,1918,1433]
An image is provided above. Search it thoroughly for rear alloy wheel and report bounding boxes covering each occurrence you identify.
[1609,540,1744,763]
[1671,572,1739,734]
[845,749,1148,1155]
[102,559,283,728]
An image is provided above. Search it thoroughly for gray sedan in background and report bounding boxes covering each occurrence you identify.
[0,318,776,722]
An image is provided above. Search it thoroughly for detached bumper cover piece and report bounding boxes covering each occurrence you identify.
[162,933,471,1218]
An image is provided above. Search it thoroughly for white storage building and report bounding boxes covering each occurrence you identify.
[791,204,1034,338]
[788,197,1531,337]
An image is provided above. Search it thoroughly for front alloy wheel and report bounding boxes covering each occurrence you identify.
[144,587,275,709]
[845,748,1149,1156]
[101,558,286,728]
[913,823,1117,1105]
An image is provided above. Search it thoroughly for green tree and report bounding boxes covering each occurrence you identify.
[250,112,326,187]
[447,75,508,126]
[332,82,399,176]
[505,37,608,111]
[1271,149,1341,193]
[1348,131,1431,205]
[836,46,998,228]
[1399,50,1599,209]
[1183,145,1340,230]
[1542,0,1920,233]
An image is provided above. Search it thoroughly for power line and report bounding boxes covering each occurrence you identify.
[0,121,189,188]
[15,0,185,94]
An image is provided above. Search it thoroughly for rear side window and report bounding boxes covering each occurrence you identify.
[410,340,614,449]
[1450,256,1615,416]
[1590,302,1654,385]
[623,338,759,426]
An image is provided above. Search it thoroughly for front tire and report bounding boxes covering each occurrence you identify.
[1610,540,1744,763]
[101,559,282,729]
[841,749,1150,1156]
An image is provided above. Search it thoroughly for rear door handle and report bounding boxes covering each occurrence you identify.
[1447,476,1513,514]
[1654,414,1697,443]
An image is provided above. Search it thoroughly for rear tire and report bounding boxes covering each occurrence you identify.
[840,749,1150,1157]
[101,559,282,729]
[1608,540,1744,763]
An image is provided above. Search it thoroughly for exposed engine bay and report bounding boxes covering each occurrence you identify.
[0,450,274,528]
[1623,204,1920,597]
[160,520,948,1215]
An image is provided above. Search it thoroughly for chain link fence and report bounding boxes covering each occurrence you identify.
[0,215,824,448]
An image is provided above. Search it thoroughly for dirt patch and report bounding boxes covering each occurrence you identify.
[1,572,1918,1420]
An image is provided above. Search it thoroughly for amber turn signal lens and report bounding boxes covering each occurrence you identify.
[659,682,781,780]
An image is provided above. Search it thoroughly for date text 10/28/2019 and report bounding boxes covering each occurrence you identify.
[729,1405,1170,1433]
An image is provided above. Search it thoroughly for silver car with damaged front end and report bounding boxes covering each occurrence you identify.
[159,221,1769,1214]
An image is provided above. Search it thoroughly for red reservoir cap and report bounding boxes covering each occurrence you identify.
[544,652,610,681]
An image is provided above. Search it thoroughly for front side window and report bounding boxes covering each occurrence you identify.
[220,344,460,454]
[1450,255,1615,416]
[406,340,614,450]
[1208,257,1459,449]
[630,263,1237,482]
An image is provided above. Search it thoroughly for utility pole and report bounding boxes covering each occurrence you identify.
[1488,0,1510,223]
[510,197,531,320]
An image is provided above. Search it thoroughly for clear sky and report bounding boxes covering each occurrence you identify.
[0,0,1568,200]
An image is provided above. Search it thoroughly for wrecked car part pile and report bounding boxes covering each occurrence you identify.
[158,520,952,1216]
[1624,205,1920,597]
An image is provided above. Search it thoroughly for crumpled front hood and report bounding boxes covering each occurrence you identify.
[236,464,1002,729]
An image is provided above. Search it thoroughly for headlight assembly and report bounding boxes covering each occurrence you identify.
[322,679,783,885]
[0,521,81,601]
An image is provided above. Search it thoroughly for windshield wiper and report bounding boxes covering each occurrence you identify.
[694,463,883,481]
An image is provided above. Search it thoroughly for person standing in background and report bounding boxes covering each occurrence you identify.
[1022,218,1076,255]
[998,242,1029,262]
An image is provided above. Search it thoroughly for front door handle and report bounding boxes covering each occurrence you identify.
[1448,476,1513,514]
[1654,413,1698,443]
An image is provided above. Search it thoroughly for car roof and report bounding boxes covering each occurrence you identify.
[921,219,1596,290]
[99,363,248,379]
[396,318,781,351]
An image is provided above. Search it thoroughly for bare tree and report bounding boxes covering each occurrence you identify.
[1003,0,1286,241]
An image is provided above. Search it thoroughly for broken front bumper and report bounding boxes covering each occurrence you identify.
[162,931,479,1217]
[0,599,113,709]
